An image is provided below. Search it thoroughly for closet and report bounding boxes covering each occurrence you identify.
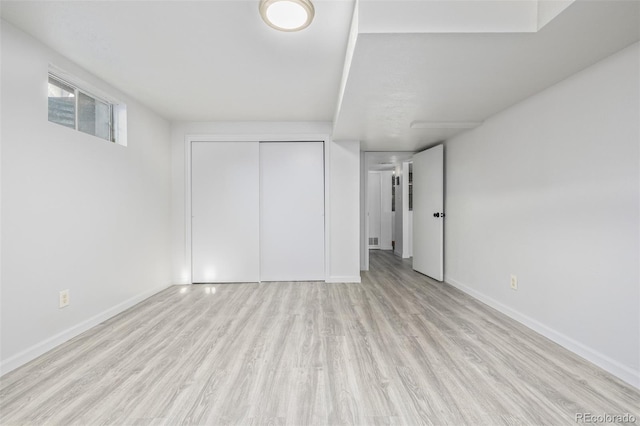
[191,141,324,283]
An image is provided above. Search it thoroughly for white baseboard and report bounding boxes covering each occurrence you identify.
[445,276,640,389]
[326,275,361,283]
[394,250,412,260]
[0,284,170,377]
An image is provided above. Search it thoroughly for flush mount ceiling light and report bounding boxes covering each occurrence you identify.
[259,0,315,32]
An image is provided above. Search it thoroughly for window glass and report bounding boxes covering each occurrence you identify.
[48,77,76,129]
[47,71,124,144]
[78,92,112,141]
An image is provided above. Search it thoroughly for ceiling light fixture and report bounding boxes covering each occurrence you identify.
[259,0,315,32]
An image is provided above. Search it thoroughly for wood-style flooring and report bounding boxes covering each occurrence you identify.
[1,250,638,425]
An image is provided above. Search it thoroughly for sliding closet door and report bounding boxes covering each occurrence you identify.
[191,141,260,283]
[260,142,325,281]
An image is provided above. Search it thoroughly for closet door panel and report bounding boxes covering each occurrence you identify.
[260,142,325,281]
[191,141,260,283]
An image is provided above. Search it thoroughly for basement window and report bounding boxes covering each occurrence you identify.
[48,71,127,146]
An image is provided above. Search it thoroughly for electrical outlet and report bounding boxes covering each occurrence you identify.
[510,275,518,290]
[59,289,70,308]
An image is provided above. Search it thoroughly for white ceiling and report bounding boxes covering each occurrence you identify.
[365,152,415,172]
[1,0,639,152]
[0,0,355,122]
[334,0,640,151]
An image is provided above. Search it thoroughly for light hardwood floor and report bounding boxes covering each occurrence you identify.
[1,250,638,425]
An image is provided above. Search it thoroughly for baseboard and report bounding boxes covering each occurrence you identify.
[326,275,361,283]
[0,284,171,377]
[394,250,412,259]
[380,245,393,250]
[445,275,640,389]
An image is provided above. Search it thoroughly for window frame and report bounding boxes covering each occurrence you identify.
[47,67,127,146]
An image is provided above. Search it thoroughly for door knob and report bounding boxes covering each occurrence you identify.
[433,212,440,218]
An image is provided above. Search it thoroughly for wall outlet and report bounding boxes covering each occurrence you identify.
[510,275,518,290]
[59,289,70,308]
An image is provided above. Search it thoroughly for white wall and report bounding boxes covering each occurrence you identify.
[380,170,393,250]
[367,172,381,247]
[360,155,370,270]
[407,210,413,258]
[329,140,361,282]
[444,42,639,387]
[1,21,172,374]
[392,162,413,259]
[360,152,367,269]
[401,162,412,258]
[393,164,404,257]
[170,122,361,284]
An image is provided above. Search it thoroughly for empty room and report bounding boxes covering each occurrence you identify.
[1,0,638,424]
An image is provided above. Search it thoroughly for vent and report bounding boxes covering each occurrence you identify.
[369,237,379,246]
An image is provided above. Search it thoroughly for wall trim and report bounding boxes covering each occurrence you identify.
[444,275,640,389]
[0,284,170,377]
[326,275,362,283]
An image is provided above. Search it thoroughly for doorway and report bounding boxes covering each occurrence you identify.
[361,152,414,271]
[367,171,394,250]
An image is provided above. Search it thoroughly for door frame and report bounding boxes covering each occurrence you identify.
[184,133,332,284]
[361,151,415,271]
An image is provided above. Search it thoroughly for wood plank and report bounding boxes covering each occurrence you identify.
[1,251,638,425]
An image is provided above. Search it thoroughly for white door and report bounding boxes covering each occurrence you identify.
[260,142,325,281]
[191,141,260,283]
[412,144,444,281]
[368,172,381,249]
